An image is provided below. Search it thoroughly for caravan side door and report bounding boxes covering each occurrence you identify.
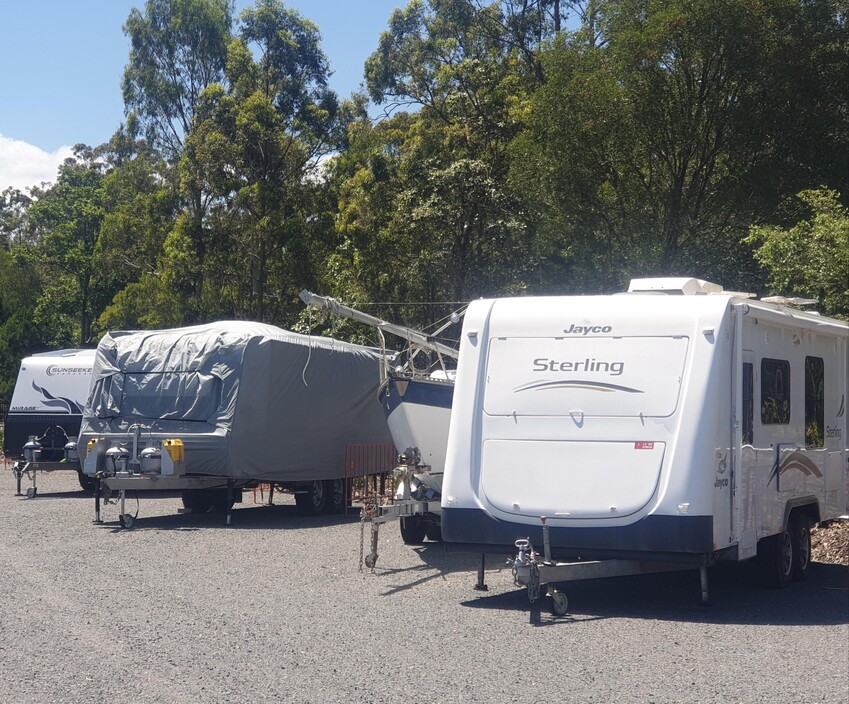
[734,348,757,560]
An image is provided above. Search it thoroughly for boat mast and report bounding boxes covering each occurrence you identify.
[298,290,460,377]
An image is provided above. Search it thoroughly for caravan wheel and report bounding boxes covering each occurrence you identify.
[181,489,213,513]
[425,521,442,542]
[400,515,427,545]
[295,480,327,515]
[208,488,236,513]
[77,470,97,493]
[791,519,811,582]
[760,530,793,588]
[324,479,347,514]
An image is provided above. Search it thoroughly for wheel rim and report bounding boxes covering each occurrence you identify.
[551,592,568,616]
[797,524,810,571]
[330,479,344,507]
[780,531,793,576]
[310,481,324,510]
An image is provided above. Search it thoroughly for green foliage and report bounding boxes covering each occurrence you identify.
[122,0,233,159]
[327,0,552,329]
[180,0,342,322]
[26,147,109,346]
[511,0,848,291]
[0,188,32,249]
[746,188,849,319]
[0,258,45,400]
[1,0,847,391]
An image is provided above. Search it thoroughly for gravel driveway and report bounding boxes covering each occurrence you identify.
[1,470,847,704]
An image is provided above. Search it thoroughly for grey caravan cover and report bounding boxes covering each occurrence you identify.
[79,321,393,481]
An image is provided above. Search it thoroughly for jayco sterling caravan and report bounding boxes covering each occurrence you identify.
[440,278,848,612]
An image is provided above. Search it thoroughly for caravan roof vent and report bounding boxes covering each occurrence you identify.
[627,278,724,295]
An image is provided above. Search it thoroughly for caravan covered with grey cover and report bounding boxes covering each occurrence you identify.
[78,321,393,482]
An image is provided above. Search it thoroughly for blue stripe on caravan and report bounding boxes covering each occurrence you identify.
[382,377,454,417]
[441,507,714,558]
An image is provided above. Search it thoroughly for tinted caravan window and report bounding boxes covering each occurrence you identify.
[805,356,824,447]
[742,362,753,444]
[761,358,790,425]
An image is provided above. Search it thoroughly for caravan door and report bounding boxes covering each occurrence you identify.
[734,348,758,560]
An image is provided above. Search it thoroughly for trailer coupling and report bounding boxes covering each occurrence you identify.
[509,518,709,617]
[510,534,570,616]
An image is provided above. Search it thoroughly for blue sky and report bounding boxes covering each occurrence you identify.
[0,0,404,192]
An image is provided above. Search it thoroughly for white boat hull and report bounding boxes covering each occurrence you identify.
[382,377,453,493]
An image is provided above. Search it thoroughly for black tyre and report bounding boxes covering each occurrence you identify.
[549,590,569,616]
[324,479,347,514]
[295,480,327,515]
[760,529,793,588]
[208,488,237,513]
[791,518,811,582]
[425,521,442,542]
[181,489,213,513]
[77,470,97,493]
[400,514,427,545]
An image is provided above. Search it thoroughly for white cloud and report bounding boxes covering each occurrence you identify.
[0,134,74,193]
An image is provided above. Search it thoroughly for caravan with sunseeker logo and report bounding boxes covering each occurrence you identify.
[440,278,849,613]
[4,349,96,496]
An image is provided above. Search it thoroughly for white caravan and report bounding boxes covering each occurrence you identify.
[3,349,95,496]
[440,279,848,606]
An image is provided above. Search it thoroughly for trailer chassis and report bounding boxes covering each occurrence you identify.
[11,460,79,498]
[501,517,711,616]
[92,474,246,529]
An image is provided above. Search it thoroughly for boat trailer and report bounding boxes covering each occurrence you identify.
[359,454,440,571]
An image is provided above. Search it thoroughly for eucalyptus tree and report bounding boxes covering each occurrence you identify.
[25,147,109,347]
[0,216,43,399]
[123,0,233,159]
[0,260,43,398]
[0,188,41,341]
[122,0,234,318]
[95,133,184,331]
[0,188,32,249]
[328,0,552,320]
[511,0,849,291]
[182,0,341,321]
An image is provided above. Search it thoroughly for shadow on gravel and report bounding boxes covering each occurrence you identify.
[459,560,849,626]
[94,501,362,533]
[16,490,92,500]
[22,489,184,501]
[375,544,484,577]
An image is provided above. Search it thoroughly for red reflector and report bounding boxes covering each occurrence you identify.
[634,442,655,450]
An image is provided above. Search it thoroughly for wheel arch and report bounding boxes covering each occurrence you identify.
[782,497,820,530]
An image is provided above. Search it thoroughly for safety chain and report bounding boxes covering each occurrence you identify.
[358,515,365,573]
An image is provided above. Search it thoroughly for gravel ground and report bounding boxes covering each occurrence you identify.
[1,469,847,704]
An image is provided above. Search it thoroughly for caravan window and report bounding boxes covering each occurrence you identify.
[92,371,220,422]
[805,356,824,447]
[742,362,753,444]
[761,358,790,425]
